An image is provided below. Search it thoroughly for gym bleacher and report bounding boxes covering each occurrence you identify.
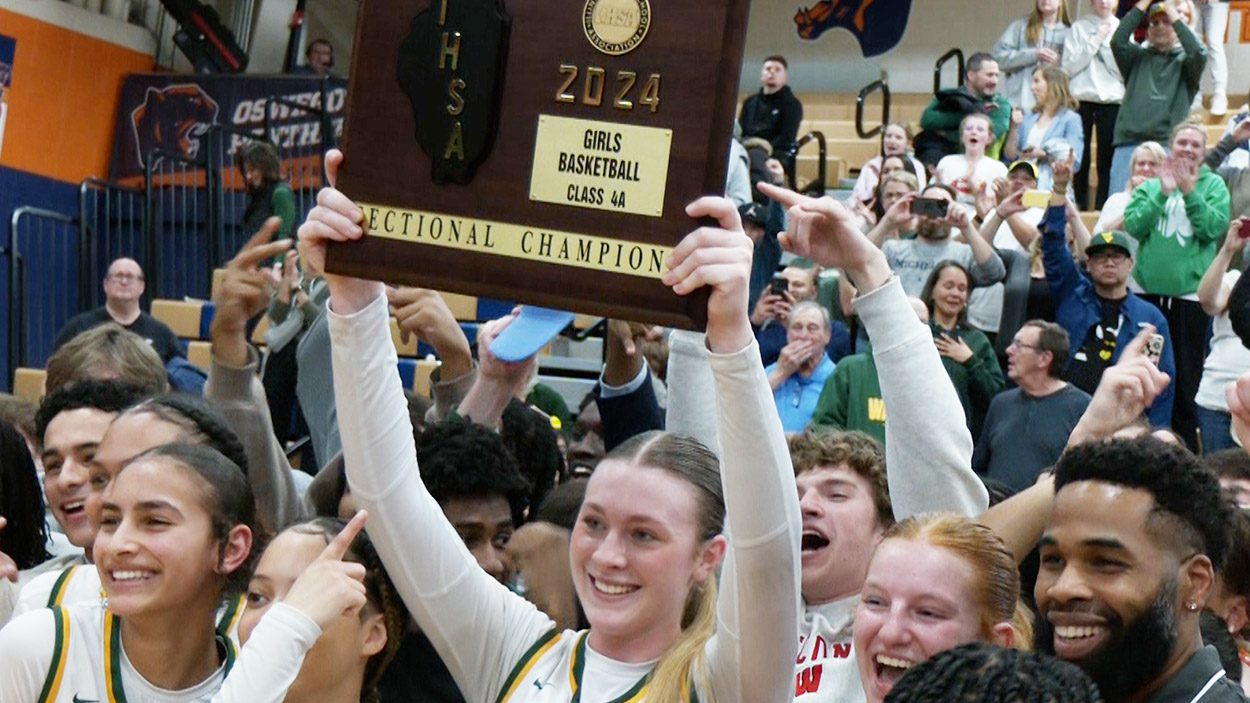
[9,81,1244,404]
[10,284,604,405]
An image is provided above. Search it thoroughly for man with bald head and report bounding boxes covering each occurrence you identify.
[53,257,184,363]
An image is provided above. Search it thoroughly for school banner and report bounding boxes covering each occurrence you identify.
[108,74,349,182]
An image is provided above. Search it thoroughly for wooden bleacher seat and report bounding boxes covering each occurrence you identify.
[186,341,213,373]
[13,368,46,402]
[796,154,849,189]
[439,291,478,321]
[1081,211,1101,234]
[390,317,420,357]
[251,315,270,345]
[152,299,204,339]
[413,358,440,398]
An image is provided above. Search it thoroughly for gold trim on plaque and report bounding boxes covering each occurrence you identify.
[529,114,672,217]
[582,0,651,56]
[358,202,670,279]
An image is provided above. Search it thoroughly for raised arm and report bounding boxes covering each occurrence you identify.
[207,219,306,532]
[1061,20,1101,77]
[455,312,535,431]
[661,196,801,703]
[596,320,665,451]
[1110,7,1146,75]
[299,150,553,703]
[1205,118,1250,171]
[1174,14,1208,91]
[953,202,1006,285]
[760,181,988,519]
[1198,222,1245,316]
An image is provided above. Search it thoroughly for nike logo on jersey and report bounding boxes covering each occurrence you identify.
[533,679,546,690]
[73,696,99,703]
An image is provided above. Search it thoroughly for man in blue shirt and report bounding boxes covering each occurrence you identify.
[765,300,836,433]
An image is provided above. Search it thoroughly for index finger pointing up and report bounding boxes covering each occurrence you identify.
[321,509,369,562]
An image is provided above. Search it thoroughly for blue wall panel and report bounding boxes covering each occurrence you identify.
[0,167,80,392]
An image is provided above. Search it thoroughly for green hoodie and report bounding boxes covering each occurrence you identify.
[809,351,886,446]
[1124,167,1230,296]
[1110,7,1206,146]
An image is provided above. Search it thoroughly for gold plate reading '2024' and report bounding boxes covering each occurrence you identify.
[583,0,651,56]
[529,114,672,217]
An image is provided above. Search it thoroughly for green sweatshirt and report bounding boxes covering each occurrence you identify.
[1124,167,1231,296]
[932,323,1005,438]
[1110,8,1206,146]
[809,352,887,446]
[918,89,1013,159]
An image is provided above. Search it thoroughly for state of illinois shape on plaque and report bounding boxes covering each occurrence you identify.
[327,0,751,328]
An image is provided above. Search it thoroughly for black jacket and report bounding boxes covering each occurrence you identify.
[739,86,804,158]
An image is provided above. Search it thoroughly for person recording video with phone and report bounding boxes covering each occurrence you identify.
[867,183,1006,299]
[750,265,850,367]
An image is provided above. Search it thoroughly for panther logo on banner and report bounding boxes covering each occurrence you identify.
[130,84,221,169]
[793,0,912,57]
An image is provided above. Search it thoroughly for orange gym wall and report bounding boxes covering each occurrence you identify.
[0,8,153,184]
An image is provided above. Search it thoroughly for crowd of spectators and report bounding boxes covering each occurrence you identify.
[2,2,1250,701]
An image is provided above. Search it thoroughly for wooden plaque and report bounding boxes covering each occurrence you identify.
[326,0,752,329]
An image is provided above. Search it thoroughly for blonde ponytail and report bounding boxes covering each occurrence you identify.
[602,432,724,702]
[647,578,718,703]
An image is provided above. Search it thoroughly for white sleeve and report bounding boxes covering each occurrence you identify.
[665,330,722,455]
[703,340,802,703]
[853,277,989,518]
[212,603,320,703]
[0,608,56,700]
[328,293,554,703]
[14,571,57,617]
[0,580,15,627]
[1061,22,1098,76]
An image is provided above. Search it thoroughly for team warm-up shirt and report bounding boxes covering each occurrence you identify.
[0,601,317,702]
[17,565,247,644]
[329,294,802,703]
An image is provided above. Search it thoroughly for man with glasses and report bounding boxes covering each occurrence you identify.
[1038,168,1175,428]
[53,257,184,364]
[973,321,1091,493]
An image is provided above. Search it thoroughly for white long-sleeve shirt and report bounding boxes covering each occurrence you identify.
[330,293,801,703]
[664,276,988,703]
[790,277,989,703]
